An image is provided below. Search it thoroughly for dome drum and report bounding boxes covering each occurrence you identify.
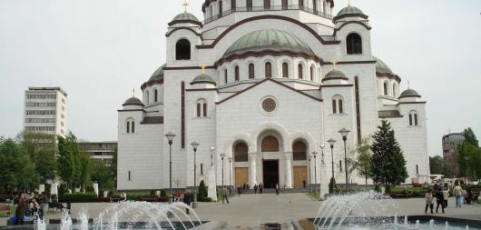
[141,65,165,90]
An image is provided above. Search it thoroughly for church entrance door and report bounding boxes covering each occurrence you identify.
[293,166,307,189]
[262,160,279,189]
[235,167,248,188]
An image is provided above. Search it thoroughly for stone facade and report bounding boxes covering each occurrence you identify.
[117,0,430,195]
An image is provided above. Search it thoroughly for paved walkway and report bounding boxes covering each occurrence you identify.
[3,194,480,229]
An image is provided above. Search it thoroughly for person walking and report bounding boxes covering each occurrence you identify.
[435,187,445,214]
[254,184,258,194]
[15,197,27,225]
[453,183,463,208]
[237,186,241,197]
[259,183,263,194]
[275,183,280,195]
[183,190,192,214]
[38,192,48,220]
[424,190,434,214]
[222,187,229,204]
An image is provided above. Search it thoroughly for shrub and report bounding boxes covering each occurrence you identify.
[329,178,337,194]
[58,193,97,203]
[385,185,392,193]
[198,180,208,201]
[374,185,382,193]
[160,190,167,198]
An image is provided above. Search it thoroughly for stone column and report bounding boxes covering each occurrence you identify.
[284,152,293,188]
[249,153,257,188]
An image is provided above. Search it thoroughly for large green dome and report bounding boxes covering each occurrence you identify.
[224,29,315,58]
[373,56,394,75]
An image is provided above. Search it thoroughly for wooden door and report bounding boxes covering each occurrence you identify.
[235,167,249,187]
[293,166,307,189]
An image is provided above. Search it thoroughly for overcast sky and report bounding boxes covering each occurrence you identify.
[1,0,480,157]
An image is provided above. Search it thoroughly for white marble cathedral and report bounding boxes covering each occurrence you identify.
[117,0,430,196]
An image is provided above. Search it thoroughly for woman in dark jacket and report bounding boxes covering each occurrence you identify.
[15,198,27,225]
[435,189,445,214]
[183,190,192,214]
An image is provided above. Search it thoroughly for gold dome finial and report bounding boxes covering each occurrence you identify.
[348,0,352,7]
[407,81,411,89]
[332,60,338,70]
[182,0,189,12]
[132,88,135,97]
[201,65,206,73]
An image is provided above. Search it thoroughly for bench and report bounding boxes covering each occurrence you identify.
[0,205,11,217]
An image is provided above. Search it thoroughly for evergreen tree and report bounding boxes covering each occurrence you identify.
[349,138,373,185]
[198,180,208,201]
[371,120,408,186]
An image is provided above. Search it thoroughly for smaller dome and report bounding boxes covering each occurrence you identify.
[191,73,216,85]
[324,70,347,80]
[374,57,394,75]
[399,89,421,99]
[149,64,165,82]
[333,6,368,21]
[123,96,144,107]
[172,12,199,22]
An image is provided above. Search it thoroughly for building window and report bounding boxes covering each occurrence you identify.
[383,81,388,96]
[261,135,279,152]
[131,121,135,133]
[340,160,343,172]
[175,39,191,60]
[231,0,236,11]
[203,103,207,117]
[332,99,337,114]
[197,103,201,117]
[416,164,419,175]
[235,66,240,81]
[264,0,271,9]
[145,91,149,104]
[224,69,228,84]
[409,111,419,126]
[249,63,255,79]
[219,0,223,16]
[265,62,272,78]
[234,142,248,162]
[154,89,158,102]
[310,65,314,81]
[392,83,397,97]
[293,141,307,161]
[298,64,303,79]
[128,170,131,181]
[299,0,304,8]
[313,0,318,13]
[339,99,343,114]
[332,95,344,114]
[282,0,288,9]
[282,62,288,78]
[200,163,204,175]
[346,33,362,55]
[196,99,207,118]
[246,0,252,11]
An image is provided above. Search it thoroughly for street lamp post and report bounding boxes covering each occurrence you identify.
[191,141,199,208]
[165,132,176,204]
[327,138,336,193]
[220,154,225,188]
[308,156,311,191]
[320,145,325,164]
[228,157,232,187]
[312,151,318,190]
[339,128,350,191]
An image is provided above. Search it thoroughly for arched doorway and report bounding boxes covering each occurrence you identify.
[234,142,249,188]
[293,140,308,189]
[261,135,280,188]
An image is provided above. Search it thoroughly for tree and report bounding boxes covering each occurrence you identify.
[0,139,38,193]
[58,132,91,189]
[18,131,57,182]
[198,180,208,201]
[371,120,408,186]
[349,138,373,185]
[457,141,481,179]
[429,156,444,174]
[91,160,115,191]
[463,128,479,147]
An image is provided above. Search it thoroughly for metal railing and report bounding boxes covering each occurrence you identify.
[204,5,333,24]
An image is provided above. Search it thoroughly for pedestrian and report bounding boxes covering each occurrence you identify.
[38,192,48,220]
[254,184,258,194]
[237,186,241,197]
[435,187,445,214]
[183,190,192,214]
[424,190,433,214]
[259,183,263,194]
[15,197,27,225]
[275,183,280,195]
[453,183,463,208]
[222,187,229,204]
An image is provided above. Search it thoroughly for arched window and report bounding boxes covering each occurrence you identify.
[131,121,135,133]
[219,0,223,16]
[249,63,255,79]
[346,33,362,55]
[246,0,252,11]
[310,65,314,81]
[332,95,344,114]
[298,64,303,79]
[383,81,389,96]
[235,66,240,81]
[196,99,208,118]
[264,0,271,9]
[154,89,158,103]
[126,119,135,133]
[313,0,318,13]
[265,62,272,78]
[282,62,289,78]
[416,164,419,175]
[392,83,397,97]
[261,135,279,152]
[293,141,307,161]
[282,0,288,9]
[126,121,130,133]
[175,39,191,60]
[299,0,304,9]
[409,111,419,126]
[145,91,149,104]
[234,142,248,162]
[224,69,228,84]
[231,0,236,12]
[340,160,343,172]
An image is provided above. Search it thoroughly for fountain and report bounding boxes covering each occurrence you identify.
[311,191,481,230]
[60,210,73,230]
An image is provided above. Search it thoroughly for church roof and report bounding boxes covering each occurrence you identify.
[123,96,144,107]
[191,73,216,85]
[223,29,315,58]
[399,89,421,99]
[172,12,199,22]
[149,64,165,82]
[373,57,393,75]
[322,70,348,82]
[333,6,368,21]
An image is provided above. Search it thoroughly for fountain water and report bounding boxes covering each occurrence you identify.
[313,191,480,230]
[35,216,47,230]
[79,211,89,230]
[60,211,73,230]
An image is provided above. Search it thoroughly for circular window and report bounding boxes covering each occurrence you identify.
[262,98,276,112]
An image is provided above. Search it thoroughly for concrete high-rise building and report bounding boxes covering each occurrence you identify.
[24,87,68,137]
[442,132,465,177]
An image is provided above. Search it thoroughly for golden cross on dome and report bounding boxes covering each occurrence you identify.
[407,80,411,89]
[132,88,135,97]
[348,0,352,7]
[182,0,189,12]
[201,65,206,73]
[332,60,338,70]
